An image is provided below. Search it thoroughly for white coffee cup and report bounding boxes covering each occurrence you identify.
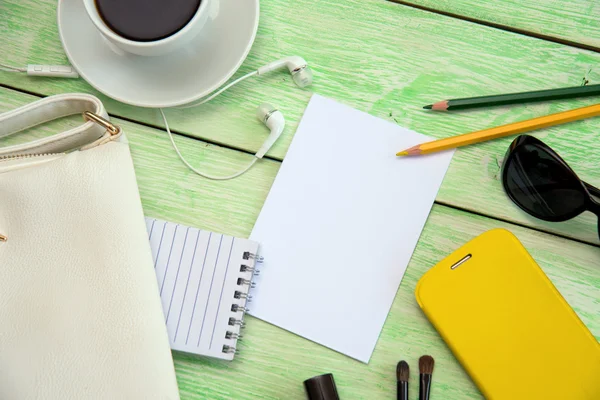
[82,0,211,56]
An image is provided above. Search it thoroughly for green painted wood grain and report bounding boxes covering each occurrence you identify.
[2,0,600,244]
[2,87,598,400]
[390,0,600,49]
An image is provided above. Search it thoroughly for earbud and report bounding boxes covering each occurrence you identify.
[257,56,313,88]
[164,56,308,180]
[255,103,285,159]
[291,64,313,88]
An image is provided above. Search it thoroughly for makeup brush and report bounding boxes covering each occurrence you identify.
[396,360,409,400]
[419,355,435,400]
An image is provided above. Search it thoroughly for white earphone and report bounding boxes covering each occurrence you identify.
[257,56,313,88]
[255,103,286,159]
[2,55,311,180]
[160,55,312,180]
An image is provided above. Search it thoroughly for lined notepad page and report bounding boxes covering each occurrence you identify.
[146,217,259,361]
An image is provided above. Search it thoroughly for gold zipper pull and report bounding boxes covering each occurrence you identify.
[82,111,121,136]
[0,234,7,242]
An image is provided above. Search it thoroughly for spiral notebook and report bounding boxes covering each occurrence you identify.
[145,217,259,361]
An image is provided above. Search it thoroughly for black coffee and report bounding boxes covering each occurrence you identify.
[95,0,202,42]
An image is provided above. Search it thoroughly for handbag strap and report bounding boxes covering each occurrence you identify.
[0,93,118,157]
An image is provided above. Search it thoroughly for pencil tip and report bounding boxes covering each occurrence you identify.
[423,105,433,109]
[432,100,449,111]
[397,145,422,156]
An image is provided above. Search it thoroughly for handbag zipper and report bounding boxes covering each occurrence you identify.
[0,111,121,162]
[0,112,120,163]
[0,153,60,162]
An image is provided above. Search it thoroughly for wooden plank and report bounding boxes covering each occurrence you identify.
[389,0,600,51]
[1,88,598,399]
[2,0,600,244]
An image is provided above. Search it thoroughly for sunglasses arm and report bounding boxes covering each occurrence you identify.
[585,182,600,216]
[584,182,600,200]
[584,182,600,198]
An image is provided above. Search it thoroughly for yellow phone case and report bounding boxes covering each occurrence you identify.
[415,229,600,400]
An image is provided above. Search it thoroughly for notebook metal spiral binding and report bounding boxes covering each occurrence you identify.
[222,345,236,354]
[221,251,261,355]
[225,332,243,340]
[234,291,252,300]
[229,317,246,328]
[237,277,256,288]
[240,264,257,273]
[231,304,248,313]
[241,265,260,277]
[243,251,264,263]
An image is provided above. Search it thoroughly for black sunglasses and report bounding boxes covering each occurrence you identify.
[502,135,600,239]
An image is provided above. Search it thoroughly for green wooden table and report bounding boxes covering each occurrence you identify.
[390,0,600,51]
[1,0,599,398]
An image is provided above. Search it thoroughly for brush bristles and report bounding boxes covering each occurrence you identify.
[419,355,435,375]
[397,360,409,382]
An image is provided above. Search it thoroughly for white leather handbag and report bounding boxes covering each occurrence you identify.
[0,94,180,399]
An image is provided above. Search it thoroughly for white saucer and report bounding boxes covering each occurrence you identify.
[57,0,259,108]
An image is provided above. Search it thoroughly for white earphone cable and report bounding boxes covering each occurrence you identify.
[161,69,261,180]
[159,108,258,181]
[0,62,79,77]
[174,70,258,110]
[0,62,26,72]
[1,56,304,180]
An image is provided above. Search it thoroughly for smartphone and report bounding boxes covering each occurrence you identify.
[416,229,600,400]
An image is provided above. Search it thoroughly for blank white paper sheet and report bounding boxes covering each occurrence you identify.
[249,94,454,363]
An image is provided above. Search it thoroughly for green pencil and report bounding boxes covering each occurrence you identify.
[424,84,600,111]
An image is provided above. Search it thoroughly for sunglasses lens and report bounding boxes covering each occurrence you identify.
[505,143,586,220]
